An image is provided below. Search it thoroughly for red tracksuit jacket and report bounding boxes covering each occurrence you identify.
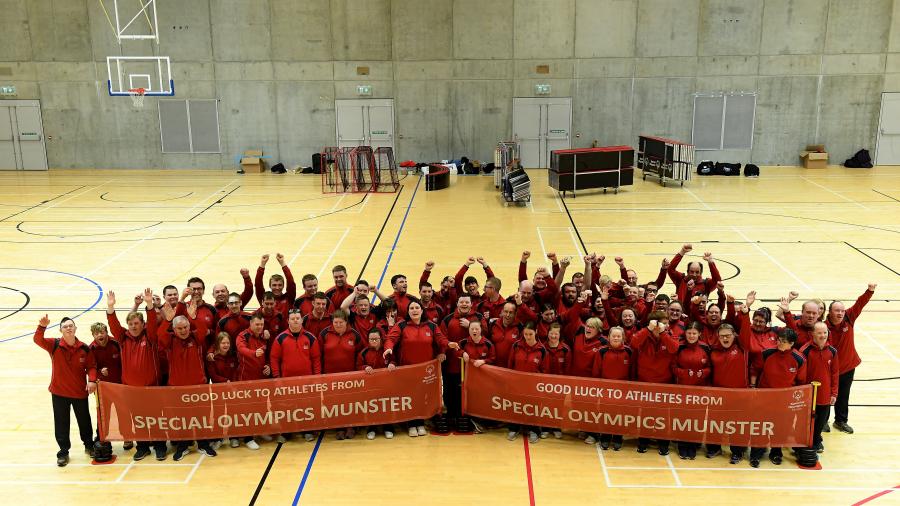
[271,330,321,377]
[631,328,679,383]
[350,310,378,339]
[673,341,712,386]
[507,340,549,373]
[214,275,253,319]
[736,312,778,378]
[667,252,722,295]
[592,346,633,380]
[325,284,353,310]
[207,353,238,383]
[800,343,839,406]
[236,329,271,381]
[34,327,97,399]
[488,320,521,369]
[421,269,458,316]
[158,325,209,386]
[385,319,449,366]
[422,300,445,324]
[546,342,571,375]
[758,348,807,388]
[294,294,335,318]
[478,296,507,320]
[107,309,159,386]
[357,346,392,370]
[217,313,251,341]
[460,337,496,366]
[709,323,753,388]
[827,288,872,374]
[568,331,607,377]
[320,327,364,374]
[303,313,332,342]
[255,265,296,317]
[90,339,122,384]
[442,310,488,374]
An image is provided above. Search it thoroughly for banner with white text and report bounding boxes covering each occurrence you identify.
[98,360,442,441]
[462,364,813,447]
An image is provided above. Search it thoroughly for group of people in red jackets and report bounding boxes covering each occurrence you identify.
[35,246,875,470]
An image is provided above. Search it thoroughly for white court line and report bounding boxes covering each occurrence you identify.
[555,192,566,213]
[595,445,613,488]
[568,227,585,258]
[32,181,113,214]
[860,330,900,365]
[731,227,812,292]
[316,227,351,279]
[353,193,370,214]
[800,176,869,210]
[114,459,136,483]
[0,462,186,468]
[605,466,900,473]
[536,227,550,266]
[664,454,683,487]
[328,193,347,212]
[684,187,713,211]
[182,179,238,216]
[287,228,321,267]
[606,485,896,491]
[0,480,188,485]
[182,453,206,484]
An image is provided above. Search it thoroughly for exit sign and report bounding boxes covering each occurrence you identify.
[357,85,372,96]
[0,85,16,96]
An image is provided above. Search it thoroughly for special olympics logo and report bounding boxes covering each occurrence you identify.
[426,364,435,375]
[793,390,803,401]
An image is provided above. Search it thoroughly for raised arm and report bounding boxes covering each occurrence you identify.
[704,252,722,293]
[279,253,296,301]
[239,268,253,308]
[846,283,875,325]
[654,258,669,290]
[420,261,434,288]
[554,256,570,289]
[32,315,54,353]
[254,254,269,303]
[668,244,690,285]
[518,250,530,283]
[105,291,126,340]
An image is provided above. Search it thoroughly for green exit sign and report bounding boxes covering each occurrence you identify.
[0,85,16,96]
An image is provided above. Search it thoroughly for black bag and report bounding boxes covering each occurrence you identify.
[312,153,323,173]
[844,149,873,168]
[270,163,286,174]
[715,162,742,176]
[482,162,495,174]
[744,164,760,177]
[697,161,715,175]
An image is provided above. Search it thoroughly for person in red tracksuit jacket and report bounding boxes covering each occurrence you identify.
[320,309,365,440]
[236,314,272,450]
[825,283,874,434]
[672,322,711,460]
[255,253,296,318]
[749,328,807,468]
[259,292,287,337]
[592,327,632,451]
[542,322,570,440]
[707,322,754,463]
[489,302,522,369]
[211,268,253,319]
[568,316,606,378]
[441,294,488,433]
[89,321,128,448]
[207,332,238,383]
[384,300,455,437]
[358,329,396,440]
[735,291,779,385]
[631,311,679,455]
[781,298,822,348]
[324,265,353,309]
[667,244,722,296]
[271,310,321,443]
[303,293,333,340]
[344,294,379,338]
[158,313,217,460]
[800,322,839,454]
[419,282,445,324]
[106,289,166,461]
[216,292,252,344]
[456,320,496,434]
[506,323,549,444]
[34,315,97,467]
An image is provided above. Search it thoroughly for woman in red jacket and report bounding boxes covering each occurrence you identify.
[458,320,496,434]
[321,309,364,440]
[672,322,711,460]
[506,323,549,444]
[592,327,632,450]
[708,322,754,464]
[384,300,456,437]
[357,329,396,440]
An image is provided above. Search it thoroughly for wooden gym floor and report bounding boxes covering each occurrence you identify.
[0,166,898,505]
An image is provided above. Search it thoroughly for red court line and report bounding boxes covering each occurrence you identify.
[851,485,900,506]
[522,438,536,506]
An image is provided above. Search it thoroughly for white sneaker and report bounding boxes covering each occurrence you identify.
[553,430,563,439]
[528,431,539,443]
[304,433,316,442]
[584,435,597,445]
[384,431,394,439]
[507,431,518,441]
[408,427,418,437]
[276,435,287,444]
[230,438,239,448]
[246,440,260,450]
[366,431,376,440]
[416,425,427,436]
[259,435,274,442]
[540,431,549,439]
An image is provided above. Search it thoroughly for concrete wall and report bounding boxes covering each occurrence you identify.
[0,0,898,168]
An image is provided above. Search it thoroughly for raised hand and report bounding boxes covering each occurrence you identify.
[133,293,143,306]
[560,256,571,268]
[186,298,198,319]
[716,281,725,292]
[868,283,877,292]
[726,293,735,303]
[107,291,116,309]
[514,292,523,305]
[143,288,154,307]
[703,252,713,263]
[465,256,476,266]
[596,254,605,265]
[546,252,558,263]
[521,250,531,262]
[240,267,250,277]
[681,244,693,255]
[39,314,50,327]
[476,256,486,266]
[614,256,624,266]
[788,291,799,302]
[745,291,756,307]
[424,260,435,271]
[160,303,176,322]
[276,253,285,266]
[778,297,790,312]
[260,254,270,267]
[181,287,192,301]
[661,258,670,269]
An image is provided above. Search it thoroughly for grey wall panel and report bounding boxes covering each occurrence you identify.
[514,0,576,59]
[759,0,827,55]
[636,0,700,57]
[453,0,514,59]
[698,0,764,56]
[159,100,191,153]
[824,0,892,54]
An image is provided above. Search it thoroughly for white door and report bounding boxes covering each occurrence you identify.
[0,107,15,170]
[876,92,900,166]
[335,99,394,152]
[15,104,48,170]
[512,97,572,168]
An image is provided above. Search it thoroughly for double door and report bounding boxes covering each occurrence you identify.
[335,99,394,151]
[513,97,572,168]
[0,100,48,170]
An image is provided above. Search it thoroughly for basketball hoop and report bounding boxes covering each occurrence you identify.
[128,88,146,108]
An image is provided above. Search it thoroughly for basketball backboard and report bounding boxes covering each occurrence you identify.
[107,56,174,96]
[113,0,159,43]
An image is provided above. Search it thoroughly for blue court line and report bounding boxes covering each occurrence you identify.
[291,431,324,505]
[372,175,422,301]
[0,268,104,343]
[293,176,421,502]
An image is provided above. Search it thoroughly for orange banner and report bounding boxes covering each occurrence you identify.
[462,365,813,447]
[98,360,442,441]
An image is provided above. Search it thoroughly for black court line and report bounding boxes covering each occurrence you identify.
[248,442,283,506]
[248,188,403,501]
[849,404,900,408]
[187,186,241,222]
[873,189,900,203]
[0,186,86,222]
[560,196,588,253]
[99,191,193,203]
[0,286,30,321]
[855,376,900,382]
[587,240,841,244]
[15,221,162,237]
[844,242,900,277]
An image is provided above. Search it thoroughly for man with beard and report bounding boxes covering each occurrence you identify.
[667,244,721,296]
[255,253,296,318]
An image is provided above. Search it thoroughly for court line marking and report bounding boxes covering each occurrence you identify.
[731,227,812,292]
[684,188,713,211]
[536,226,549,265]
[851,485,900,506]
[860,330,900,365]
[316,228,351,280]
[292,432,324,506]
[522,437,536,506]
[114,459,136,482]
[605,485,899,491]
[287,228,321,267]
[568,227,585,258]
[0,480,187,485]
[183,453,205,484]
[604,466,900,473]
[801,176,869,210]
[373,176,421,294]
[595,445,612,488]
[32,181,113,214]
[664,453,682,487]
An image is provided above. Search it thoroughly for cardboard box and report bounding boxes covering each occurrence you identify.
[240,149,266,173]
[800,144,828,169]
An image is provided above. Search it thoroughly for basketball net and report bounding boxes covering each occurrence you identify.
[128,88,146,108]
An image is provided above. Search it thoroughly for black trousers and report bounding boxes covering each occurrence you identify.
[52,394,93,454]
[442,371,462,419]
[706,443,745,455]
[833,368,855,424]
[136,440,167,452]
[750,447,780,460]
[813,404,831,448]
[638,437,669,451]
